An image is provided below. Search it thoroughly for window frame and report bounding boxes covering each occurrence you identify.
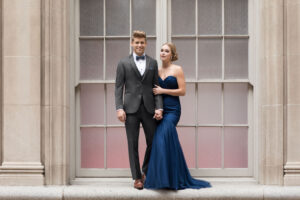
[70,0,257,179]
[167,0,255,177]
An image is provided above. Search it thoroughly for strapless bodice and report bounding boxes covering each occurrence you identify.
[159,75,179,89]
[159,76,181,112]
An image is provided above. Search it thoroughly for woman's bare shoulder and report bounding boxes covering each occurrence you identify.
[171,64,184,74]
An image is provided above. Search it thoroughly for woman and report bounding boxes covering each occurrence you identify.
[144,43,211,190]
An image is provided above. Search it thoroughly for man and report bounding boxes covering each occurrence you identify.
[115,30,163,190]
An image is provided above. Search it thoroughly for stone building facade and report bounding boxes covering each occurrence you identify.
[0,0,300,186]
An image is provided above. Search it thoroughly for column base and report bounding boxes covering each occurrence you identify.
[0,162,44,186]
[0,174,44,186]
[284,174,300,186]
[284,162,300,186]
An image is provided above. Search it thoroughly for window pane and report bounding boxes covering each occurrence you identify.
[81,128,105,168]
[172,0,195,35]
[224,127,248,168]
[107,128,130,168]
[105,39,130,80]
[224,83,248,124]
[198,127,222,168]
[80,84,104,125]
[198,83,222,124]
[132,0,156,35]
[224,0,248,35]
[177,127,196,168]
[106,0,130,36]
[198,0,222,35]
[146,38,156,59]
[198,38,222,79]
[106,128,146,168]
[178,83,196,125]
[80,39,103,80]
[106,84,123,125]
[172,38,196,80]
[80,0,103,36]
[224,38,248,79]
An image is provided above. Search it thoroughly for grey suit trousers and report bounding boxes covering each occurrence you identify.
[125,102,157,180]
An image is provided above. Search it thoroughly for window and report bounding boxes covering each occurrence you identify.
[170,0,252,177]
[76,0,157,177]
[74,0,253,177]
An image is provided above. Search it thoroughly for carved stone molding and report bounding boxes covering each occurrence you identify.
[42,0,70,185]
[284,0,300,186]
[0,0,44,185]
[259,0,284,185]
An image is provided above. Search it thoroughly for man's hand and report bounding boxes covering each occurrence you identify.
[117,109,126,122]
[153,109,163,120]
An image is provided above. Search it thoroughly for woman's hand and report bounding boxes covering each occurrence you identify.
[153,85,164,95]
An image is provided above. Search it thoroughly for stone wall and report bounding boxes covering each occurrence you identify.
[0,0,299,186]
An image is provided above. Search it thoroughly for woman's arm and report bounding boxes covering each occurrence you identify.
[153,66,186,96]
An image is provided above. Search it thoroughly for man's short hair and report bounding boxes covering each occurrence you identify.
[132,30,147,41]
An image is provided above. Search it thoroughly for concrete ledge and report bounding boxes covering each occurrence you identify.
[0,174,44,186]
[0,179,299,200]
[0,186,63,200]
[64,185,300,200]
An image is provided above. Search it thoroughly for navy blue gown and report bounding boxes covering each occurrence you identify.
[144,76,211,190]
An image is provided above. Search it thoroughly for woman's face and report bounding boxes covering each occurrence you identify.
[160,44,172,62]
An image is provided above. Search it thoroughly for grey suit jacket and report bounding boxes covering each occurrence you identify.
[115,54,163,114]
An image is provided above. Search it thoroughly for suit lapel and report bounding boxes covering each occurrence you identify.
[129,54,142,79]
[142,55,150,81]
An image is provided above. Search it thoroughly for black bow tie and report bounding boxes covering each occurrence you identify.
[136,55,145,61]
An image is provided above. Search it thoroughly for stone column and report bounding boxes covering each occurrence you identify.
[259,0,284,185]
[284,0,300,186]
[42,0,70,185]
[0,0,44,185]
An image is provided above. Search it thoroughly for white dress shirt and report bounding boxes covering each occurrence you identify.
[133,52,146,76]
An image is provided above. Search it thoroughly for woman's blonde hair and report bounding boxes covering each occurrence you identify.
[163,42,178,61]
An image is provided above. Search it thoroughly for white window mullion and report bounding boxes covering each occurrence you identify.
[103,0,107,169]
[76,87,82,176]
[222,0,225,81]
[129,0,132,53]
[195,0,199,169]
[221,0,225,170]
[75,0,80,87]
[156,0,168,61]
[166,0,171,42]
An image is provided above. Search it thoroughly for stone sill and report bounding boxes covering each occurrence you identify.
[0,178,300,200]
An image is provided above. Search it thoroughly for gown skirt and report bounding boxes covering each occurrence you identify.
[144,76,211,190]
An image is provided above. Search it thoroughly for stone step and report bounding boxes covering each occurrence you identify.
[0,178,299,200]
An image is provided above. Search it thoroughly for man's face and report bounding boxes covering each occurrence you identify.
[131,37,147,56]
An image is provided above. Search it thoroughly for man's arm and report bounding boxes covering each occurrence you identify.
[115,61,125,110]
[153,60,163,110]
[152,60,163,120]
[115,61,126,122]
